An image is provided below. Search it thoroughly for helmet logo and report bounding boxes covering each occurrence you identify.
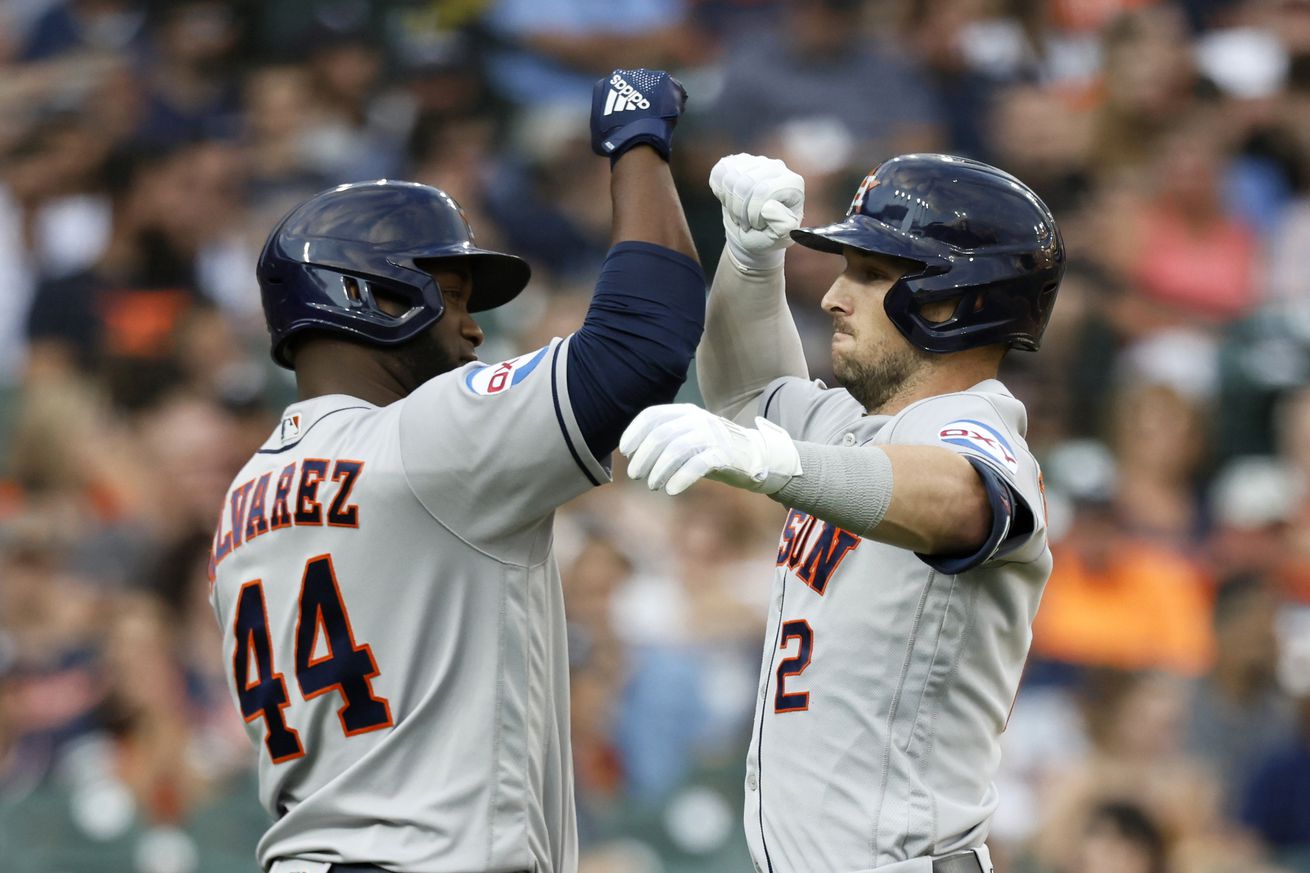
[847,167,882,216]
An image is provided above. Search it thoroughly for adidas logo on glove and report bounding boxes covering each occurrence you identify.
[603,73,652,115]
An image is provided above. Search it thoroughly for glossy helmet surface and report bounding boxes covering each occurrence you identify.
[792,154,1064,353]
[258,180,530,368]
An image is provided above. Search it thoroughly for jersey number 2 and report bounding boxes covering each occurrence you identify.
[233,554,393,763]
[774,620,813,713]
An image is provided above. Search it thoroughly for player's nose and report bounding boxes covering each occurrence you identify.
[821,278,853,317]
[464,316,485,348]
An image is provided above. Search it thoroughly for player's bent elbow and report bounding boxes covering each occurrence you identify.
[925,479,994,556]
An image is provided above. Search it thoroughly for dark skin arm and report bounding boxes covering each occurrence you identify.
[609,146,698,262]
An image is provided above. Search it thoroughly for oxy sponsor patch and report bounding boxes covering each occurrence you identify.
[938,419,1019,475]
[463,346,549,396]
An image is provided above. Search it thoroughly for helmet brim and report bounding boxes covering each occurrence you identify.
[791,214,934,266]
[465,250,532,312]
[414,248,532,313]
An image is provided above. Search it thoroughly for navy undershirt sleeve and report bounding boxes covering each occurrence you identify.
[566,241,706,459]
[918,456,1032,574]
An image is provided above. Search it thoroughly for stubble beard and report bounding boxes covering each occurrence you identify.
[832,339,933,413]
[391,330,465,392]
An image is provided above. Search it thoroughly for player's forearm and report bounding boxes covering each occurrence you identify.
[775,443,991,556]
[610,147,698,261]
[697,249,808,424]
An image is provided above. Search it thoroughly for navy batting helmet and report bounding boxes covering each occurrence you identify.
[791,154,1064,353]
[258,180,530,368]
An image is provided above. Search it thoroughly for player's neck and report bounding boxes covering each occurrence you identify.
[868,352,1002,416]
[293,340,413,407]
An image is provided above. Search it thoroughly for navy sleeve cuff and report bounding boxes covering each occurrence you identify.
[917,456,1017,575]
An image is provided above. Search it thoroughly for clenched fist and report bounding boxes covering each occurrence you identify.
[710,153,805,272]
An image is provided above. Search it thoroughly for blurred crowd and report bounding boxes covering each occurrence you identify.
[3,0,1310,871]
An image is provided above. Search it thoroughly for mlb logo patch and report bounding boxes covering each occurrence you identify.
[938,419,1019,475]
[464,346,549,396]
[279,413,302,444]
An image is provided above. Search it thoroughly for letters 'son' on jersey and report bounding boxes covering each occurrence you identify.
[937,418,1020,475]
[463,346,550,396]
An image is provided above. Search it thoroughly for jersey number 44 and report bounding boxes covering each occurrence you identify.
[232,553,394,763]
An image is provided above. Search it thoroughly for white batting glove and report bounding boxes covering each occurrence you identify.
[619,404,802,497]
[709,153,805,273]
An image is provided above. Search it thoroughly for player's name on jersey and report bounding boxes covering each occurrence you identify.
[211,457,364,569]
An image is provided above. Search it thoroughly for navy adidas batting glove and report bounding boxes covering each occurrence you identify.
[590,68,687,164]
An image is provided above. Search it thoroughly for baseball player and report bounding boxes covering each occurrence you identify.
[209,69,703,873]
[620,153,1064,873]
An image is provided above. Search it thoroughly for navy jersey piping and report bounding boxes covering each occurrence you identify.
[256,406,372,454]
[756,580,786,873]
[761,381,789,422]
[551,342,603,487]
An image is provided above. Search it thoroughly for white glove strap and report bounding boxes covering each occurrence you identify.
[706,416,802,494]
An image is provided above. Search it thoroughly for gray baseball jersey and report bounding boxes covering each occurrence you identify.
[743,376,1050,872]
[209,336,607,873]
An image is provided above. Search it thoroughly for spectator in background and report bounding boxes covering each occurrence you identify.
[1123,115,1262,328]
[0,634,37,797]
[479,107,615,282]
[1272,387,1310,603]
[482,0,710,107]
[1185,575,1296,817]
[987,83,1094,216]
[563,536,631,844]
[898,0,1015,158]
[1109,380,1211,545]
[240,63,331,210]
[5,377,144,540]
[1027,670,1233,873]
[0,520,107,773]
[1033,441,1213,676]
[706,0,944,153]
[296,22,408,182]
[135,1,243,147]
[19,0,149,62]
[0,115,115,385]
[1207,457,1301,580]
[1239,637,1310,864]
[25,145,209,405]
[1088,6,1196,174]
[1067,800,1170,873]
